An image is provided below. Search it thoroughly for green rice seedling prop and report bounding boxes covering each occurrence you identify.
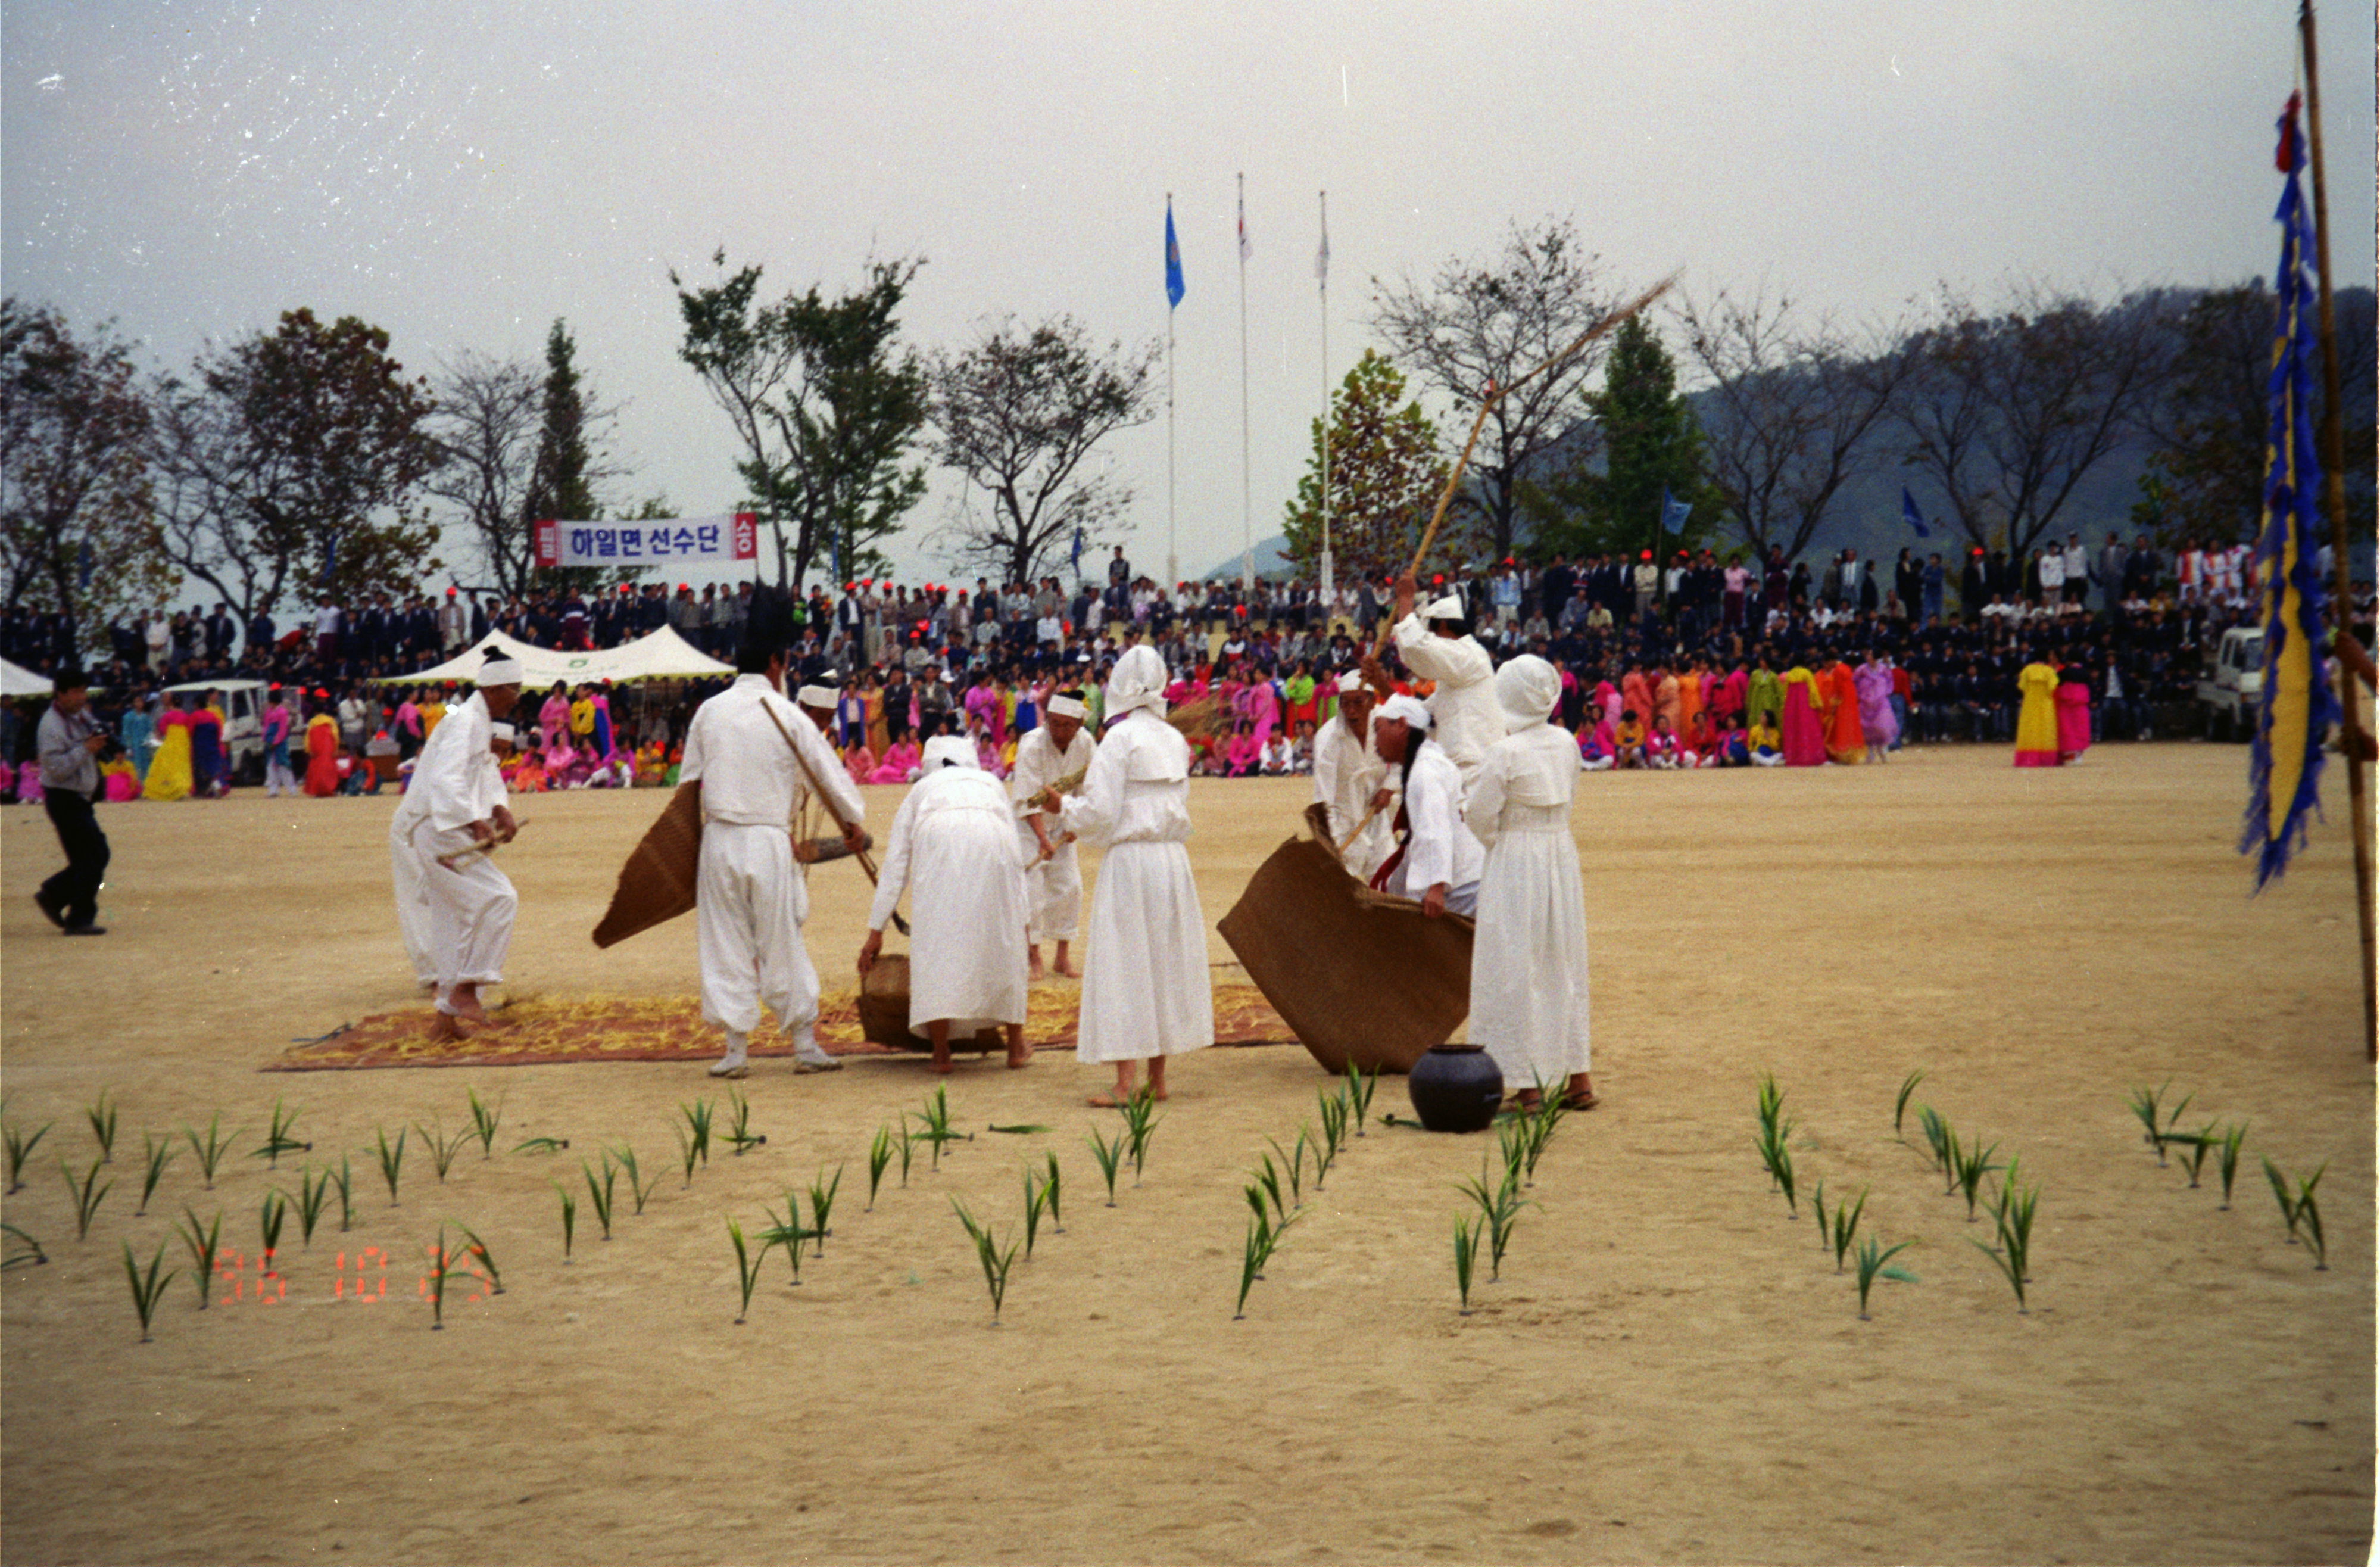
[289,1170,327,1248]
[1041,1152,1063,1234]
[254,1099,309,1169]
[374,1125,408,1205]
[2259,1157,2300,1245]
[1265,1136,1307,1210]
[176,1207,223,1309]
[1457,1161,1531,1281]
[1249,1157,1289,1226]
[2125,1080,2166,1157]
[123,1241,177,1343]
[806,1164,842,1257]
[3,1223,46,1270]
[951,1200,1021,1325]
[2262,1159,2328,1269]
[582,1157,617,1241]
[417,1120,470,1184]
[1317,1088,1349,1168]
[613,1145,660,1216]
[2170,1123,2217,1189]
[332,1155,354,1232]
[1916,1107,1954,1191]
[1755,1072,1785,1142]
[1772,1143,1799,1218]
[758,1203,813,1285]
[63,1157,112,1239]
[728,1219,762,1323]
[895,1127,916,1189]
[1345,1060,1377,1136]
[675,1123,701,1187]
[513,1135,570,1155]
[1994,1168,2038,1283]
[465,1090,502,1158]
[4,1118,50,1194]
[722,1089,766,1155]
[1086,1126,1126,1206]
[987,1123,1055,1135]
[1234,1219,1266,1319]
[1518,1086,1566,1185]
[553,1183,578,1260]
[909,1086,966,1172]
[1852,1235,1917,1321]
[1951,1133,2004,1222]
[186,1114,235,1190]
[866,1126,896,1211]
[1119,1088,1161,1183]
[1023,1169,1050,1259]
[1306,1120,1336,1192]
[426,1226,453,1329]
[137,1134,176,1216]
[1452,1214,1483,1316]
[1893,1070,1926,1139]
[450,1223,503,1294]
[678,1099,713,1170]
[86,1091,118,1164]
[1826,1187,1869,1273]
[2216,1123,2249,1210]
[1970,1230,2029,1313]
[259,1189,288,1258]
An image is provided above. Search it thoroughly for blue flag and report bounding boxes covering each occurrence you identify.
[1165,200,1186,310]
[1901,487,1930,538]
[1659,487,1691,539]
[1071,524,1084,578]
[2242,91,2340,890]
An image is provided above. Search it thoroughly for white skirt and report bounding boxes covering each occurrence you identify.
[1077,839,1214,1063]
[1468,827,1591,1085]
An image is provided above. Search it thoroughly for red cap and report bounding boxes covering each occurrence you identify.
[619,584,634,594]
[269,683,282,692]
[445,586,457,596]
[1640,550,1653,560]
[1431,574,1444,585]
[313,687,329,698]
[679,582,690,592]
[1971,547,1985,556]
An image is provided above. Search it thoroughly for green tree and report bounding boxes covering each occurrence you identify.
[672,252,929,588]
[151,307,442,620]
[0,301,171,654]
[1523,316,1721,559]
[1282,350,1453,584]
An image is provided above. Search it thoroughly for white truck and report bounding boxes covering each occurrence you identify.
[2195,627,2264,740]
[162,679,270,781]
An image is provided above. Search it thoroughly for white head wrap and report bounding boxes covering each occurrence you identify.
[1377,693,1433,733]
[919,734,976,771]
[1046,694,1089,721]
[1495,653,1561,732]
[1105,643,1169,718]
[489,722,517,744]
[796,684,840,709]
[478,653,525,686]
[1335,670,1369,694]
[1425,594,1467,622]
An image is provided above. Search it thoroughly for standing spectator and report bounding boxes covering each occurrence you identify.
[34,670,110,936]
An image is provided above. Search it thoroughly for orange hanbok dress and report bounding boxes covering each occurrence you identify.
[1823,662,1864,764]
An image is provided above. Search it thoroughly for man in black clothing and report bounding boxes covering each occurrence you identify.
[35,670,110,934]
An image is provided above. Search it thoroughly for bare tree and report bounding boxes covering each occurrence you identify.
[1892,284,2176,557]
[1368,217,1616,559]
[928,314,1158,587]
[1674,288,1917,561]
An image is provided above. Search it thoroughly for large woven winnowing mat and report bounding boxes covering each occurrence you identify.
[1216,822,1473,1076]
[591,781,703,948]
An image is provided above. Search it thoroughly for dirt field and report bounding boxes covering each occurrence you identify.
[1,743,2370,1566]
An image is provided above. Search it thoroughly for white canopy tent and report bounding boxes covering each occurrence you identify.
[375,627,733,687]
[1,658,54,698]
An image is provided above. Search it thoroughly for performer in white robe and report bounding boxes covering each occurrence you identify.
[1007,693,1095,977]
[681,620,865,1079]
[1465,656,1595,1109]
[390,719,516,988]
[859,736,1031,1072]
[1311,671,1393,879]
[1370,694,1483,918]
[409,652,523,1036]
[1387,571,1499,793]
[1046,644,1213,1105]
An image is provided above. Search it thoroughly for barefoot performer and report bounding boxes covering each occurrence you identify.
[389,720,511,989]
[681,599,866,1079]
[1008,691,1094,978]
[411,650,523,1036]
[1040,644,1213,1107]
[858,736,1032,1073]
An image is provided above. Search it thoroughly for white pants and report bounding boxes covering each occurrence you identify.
[1025,836,1082,944]
[411,822,517,997]
[391,815,437,985]
[1752,752,1784,768]
[265,757,296,796]
[697,821,819,1038]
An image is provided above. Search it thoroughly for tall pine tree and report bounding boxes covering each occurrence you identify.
[1523,316,1720,560]
[1281,350,1453,582]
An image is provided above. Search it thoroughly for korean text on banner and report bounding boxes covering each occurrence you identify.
[534,512,759,569]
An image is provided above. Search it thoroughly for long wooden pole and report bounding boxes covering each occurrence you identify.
[2296,1,2377,1057]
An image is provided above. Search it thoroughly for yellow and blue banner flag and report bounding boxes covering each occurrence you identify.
[2242,91,2341,890]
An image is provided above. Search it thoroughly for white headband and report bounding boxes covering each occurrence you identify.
[478,655,525,686]
[1378,693,1433,731]
[919,734,975,771]
[1335,670,1368,694]
[1046,694,1088,720]
[796,684,840,708]
[489,722,517,743]
[1425,594,1466,621]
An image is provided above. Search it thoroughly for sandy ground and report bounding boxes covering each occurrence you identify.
[0,743,2370,1566]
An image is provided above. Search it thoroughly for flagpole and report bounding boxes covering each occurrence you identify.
[2297,0,2376,1057]
[1319,189,1333,615]
[1238,171,1253,592]
[1167,191,1178,595]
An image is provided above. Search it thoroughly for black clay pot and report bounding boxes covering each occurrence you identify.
[1407,1043,1504,1133]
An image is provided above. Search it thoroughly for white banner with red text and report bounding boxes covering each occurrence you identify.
[534,512,759,569]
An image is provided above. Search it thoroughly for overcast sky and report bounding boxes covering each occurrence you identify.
[6,1,2372,593]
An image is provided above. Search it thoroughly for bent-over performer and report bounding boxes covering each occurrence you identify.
[1370,694,1483,920]
[411,650,523,1036]
[1007,691,1095,977]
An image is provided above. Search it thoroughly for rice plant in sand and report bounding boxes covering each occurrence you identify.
[1085,1126,1126,1207]
[1264,1136,1307,1210]
[806,1165,842,1257]
[4,1118,50,1194]
[63,1157,112,1239]
[451,1223,503,1294]
[3,1223,46,1270]
[757,1203,813,1285]
[1317,1088,1350,1169]
[513,1136,570,1155]
[894,1127,916,1190]
[1119,1088,1161,1185]
[1456,1160,1531,1281]
[417,1120,471,1184]
[2263,1159,2329,1269]
[613,1145,660,1216]
[1247,1157,1289,1228]
[254,1099,310,1169]
[1893,1070,1926,1140]
[332,1155,354,1233]
[465,1091,503,1158]
[727,1219,762,1323]
[176,1207,223,1309]
[2126,1082,2195,1167]
[1755,1074,1791,1169]
[373,1125,408,1205]
[136,1135,176,1216]
[678,1099,713,1171]
[1852,1235,1917,1320]
[1769,1144,1799,1219]
[186,1114,236,1190]
[909,1087,968,1172]
[259,1189,288,1259]
[2216,1123,2249,1210]
[1825,1187,1869,1273]
[1233,1204,1300,1320]
[582,1157,617,1241]
[952,1200,1021,1326]
[1452,1214,1483,1316]
[1951,1133,2004,1222]
[1916,1107,1954,1192]
[987,1123,1056,1136]
[123,1242,177,1343]
[553,1183,578,1260]
[288,1170,326,1245]
[1022,1169,1051,1260]
[722,1090,766,1156]
[2169,1123,2218,1190]
[866,1127,896,1211]
[1040,1152,1063,1235]
[1343,1060,1378,1136]
[425,1226,454,1329]
[85,1091,118,1164]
